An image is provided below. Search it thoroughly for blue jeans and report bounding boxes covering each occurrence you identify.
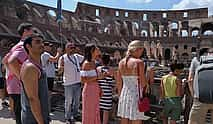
[64,83,81,120]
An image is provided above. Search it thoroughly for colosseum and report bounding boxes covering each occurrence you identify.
[0,0,213,66]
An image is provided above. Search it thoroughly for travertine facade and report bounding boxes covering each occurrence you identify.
[0,0,213,65]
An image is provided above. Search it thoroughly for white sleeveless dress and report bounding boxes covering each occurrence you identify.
[117,76,148,120]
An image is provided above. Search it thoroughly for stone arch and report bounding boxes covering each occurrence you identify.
[191,27,199,37]
[201,23,213,35]
[171,22,178,30]
[47,10,56,19]
[191,47,196,53]
[124,21,132,36]
[32,7,43,18]
[0,23,13,34]
[181,21,189,29]
[151,22,159,37]
[164,48,171,60]
[71,16,80,30]
[181,29,188,37]
[141,30,148,37]
[114,20,122,36]
[182,52,189,62]
[16,4,30,20]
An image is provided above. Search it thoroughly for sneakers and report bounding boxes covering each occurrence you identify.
[74,115,81,121]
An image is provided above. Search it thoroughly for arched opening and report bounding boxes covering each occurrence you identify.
[191,47,196,52]
[181,21,189,29]
[201,23,213,35]
[191,27,199,37]
[181,30,188,37]
[175,45,179,49]
[132,22,139,36]
[182,52,189,60]
[171,22,178,30]
[141,30,148,37]
[47,10,56,17]
[165,48,171,60]
[203,30,213,36]
[184,45,188,50]
[152,22,159,37]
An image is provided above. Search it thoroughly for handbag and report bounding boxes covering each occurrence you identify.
[137,63,150,112]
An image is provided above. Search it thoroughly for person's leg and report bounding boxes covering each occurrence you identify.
[162,116,168,124]
[72,83,81,119]
[130,120,142,124]
[0,78,5,109]
[47,78,54,92]
[185,83,194,124]
[64,85,73,121]
[9,96,14,112]
[10,94,21,124]
[209,104,213,124]
[170,98,182,124]
[162,98,170,124]
[47,77,54,112]
[121,118,129,124]
[103,110,109,124]
[188,99,208,124]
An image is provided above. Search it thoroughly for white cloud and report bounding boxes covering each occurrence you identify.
[172,0,213,16]
[127,0,152,4]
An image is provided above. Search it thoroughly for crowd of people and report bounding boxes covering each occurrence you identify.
[0,22,213,124]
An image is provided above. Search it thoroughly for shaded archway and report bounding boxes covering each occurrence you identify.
[141,30,148,37]
[164,48,171,60]
[201,23,213,35]
[191,27,199,37]
[191,47,196,53]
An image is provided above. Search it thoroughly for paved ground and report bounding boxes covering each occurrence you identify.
[0,102,119,124]
[0,105,76,124]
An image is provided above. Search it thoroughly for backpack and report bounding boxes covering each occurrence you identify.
[197,55,213,103]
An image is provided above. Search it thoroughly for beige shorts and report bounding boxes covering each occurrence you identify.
[188,98,213,124]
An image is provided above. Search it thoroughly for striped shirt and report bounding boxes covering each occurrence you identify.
[98,67,114,111]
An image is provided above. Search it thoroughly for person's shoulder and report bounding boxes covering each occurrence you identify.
[118,58,125,66]
[82,60,92,70]
[133,58,143,65]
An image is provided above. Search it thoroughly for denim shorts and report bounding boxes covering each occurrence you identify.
[163,97,182,121]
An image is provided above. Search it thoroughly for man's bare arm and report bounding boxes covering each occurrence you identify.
[21,64,44,124]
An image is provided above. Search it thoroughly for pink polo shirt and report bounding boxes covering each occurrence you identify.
[6,41,28,94]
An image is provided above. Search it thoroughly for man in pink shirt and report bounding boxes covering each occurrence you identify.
[3,22,33,124]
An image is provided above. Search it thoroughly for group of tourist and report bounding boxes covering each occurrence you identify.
[1,22,213,124]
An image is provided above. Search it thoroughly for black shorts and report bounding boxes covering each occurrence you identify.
[47,77,54,91]
[0,77,5,89]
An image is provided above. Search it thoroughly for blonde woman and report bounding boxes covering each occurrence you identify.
[117,40,147,124]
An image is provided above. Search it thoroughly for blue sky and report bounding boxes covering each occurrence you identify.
[27,0,213,15]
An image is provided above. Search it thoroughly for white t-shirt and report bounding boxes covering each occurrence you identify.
[41,52,55,78]
[58,53,84,86]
